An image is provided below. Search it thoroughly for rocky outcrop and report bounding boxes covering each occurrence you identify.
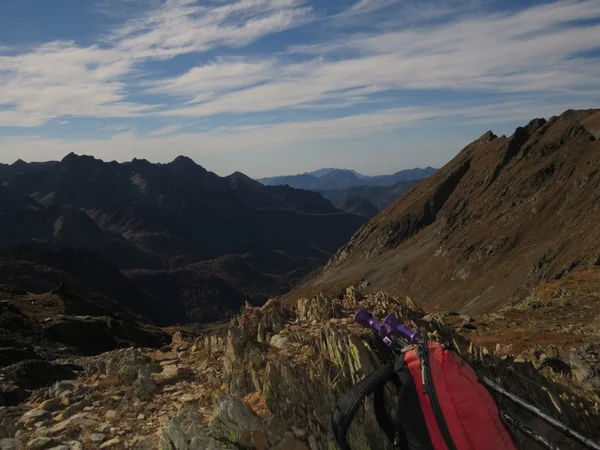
[159,290,599,450]
[1,288,598,449]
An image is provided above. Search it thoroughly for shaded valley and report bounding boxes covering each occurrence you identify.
[0,155,366,324]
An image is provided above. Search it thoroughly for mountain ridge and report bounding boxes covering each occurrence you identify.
[257,166,437,190]
[288,110,600,317]
[0,155,367,324]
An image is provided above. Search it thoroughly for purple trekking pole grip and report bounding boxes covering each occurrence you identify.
[354,308,383,334]
[383,313,421,344]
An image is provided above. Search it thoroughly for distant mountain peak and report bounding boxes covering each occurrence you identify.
[171,155,197,165]
[227,171,264,189]
[61,152,99,165]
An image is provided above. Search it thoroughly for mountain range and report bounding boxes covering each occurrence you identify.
[257,166,437,190]
[0,155,366,324]
[289,108,600,317]
[2,109,600,450]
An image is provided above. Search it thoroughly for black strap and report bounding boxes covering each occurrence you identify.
[373,379,396,443]
[332,363,396,450]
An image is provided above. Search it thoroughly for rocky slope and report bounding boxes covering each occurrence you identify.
[0,155,366,323]
[0,282,169,409]
[1,286,598,450]
[291,111,600,316]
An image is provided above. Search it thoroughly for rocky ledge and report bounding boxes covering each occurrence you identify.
[1,288,599,449]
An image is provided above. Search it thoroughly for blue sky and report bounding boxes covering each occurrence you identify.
[0,0,599,177]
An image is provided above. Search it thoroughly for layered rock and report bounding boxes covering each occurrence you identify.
[2,289,599,449]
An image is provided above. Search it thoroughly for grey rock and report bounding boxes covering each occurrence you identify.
[19,409,49,424]
[160,409,236,450]
[25,437,54,449]
[88,434,105,443]
[48,382,75,400]
[99,438,121,449]
[133,367,158,401]
[209,396,263,446]
[0,407,26,439]
[272,436,310,450]
[569,352,593,382]
[38,400,62,412]
[0,439,22,450]
[132,437,155,450]
[269,334,289,350]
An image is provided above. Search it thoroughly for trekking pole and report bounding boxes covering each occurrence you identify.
[500,411,561,450]
[482,378,600,450]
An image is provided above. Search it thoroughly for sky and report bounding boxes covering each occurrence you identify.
[0,0,599,177]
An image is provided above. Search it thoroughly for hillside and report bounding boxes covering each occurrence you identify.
[289,111,600,317]
[257,167,436,190]
[337,196,379,218]
[581,112,600,138]
[320,179,421,211]
[0,155,366,323]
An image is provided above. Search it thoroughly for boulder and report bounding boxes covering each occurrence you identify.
[209,396,266,449]
[272,436,310,450]
[0,439,22,450]
[160,409,236,450]
[0,407,26,439]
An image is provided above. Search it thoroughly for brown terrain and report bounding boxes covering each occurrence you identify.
[290,109,600,318]
[580,111,600,138]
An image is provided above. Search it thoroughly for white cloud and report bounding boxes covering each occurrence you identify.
[336,0,400,17]
[0,0,314,127]
[147,58,275,103]
[148,123,183,135]
[146,0,600,119]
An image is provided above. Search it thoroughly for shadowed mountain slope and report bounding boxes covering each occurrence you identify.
[0,155,366,323]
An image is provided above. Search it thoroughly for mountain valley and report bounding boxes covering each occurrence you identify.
[0,156,366,324]
[1,108,600,450]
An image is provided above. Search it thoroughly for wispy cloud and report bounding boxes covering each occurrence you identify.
[140,0,600,120]
[335,0,399,18]
[0,0,314,126]
[148,123,182,136]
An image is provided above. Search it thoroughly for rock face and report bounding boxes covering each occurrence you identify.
[2,288,599,449]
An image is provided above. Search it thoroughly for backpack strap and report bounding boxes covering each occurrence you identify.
[331,362,397,450]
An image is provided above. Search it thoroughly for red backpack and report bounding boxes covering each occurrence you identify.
[332,336,518,450]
